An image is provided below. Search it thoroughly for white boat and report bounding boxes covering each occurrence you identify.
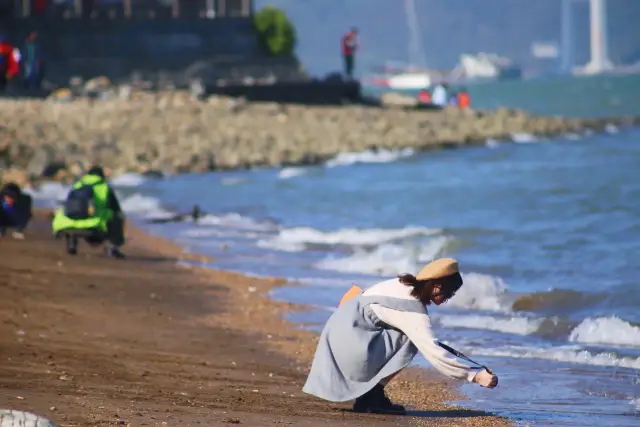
[363,0,433,90]
[450,53,522,81]
[365,61,432,89]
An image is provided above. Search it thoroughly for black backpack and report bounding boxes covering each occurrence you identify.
[63,182,99,220]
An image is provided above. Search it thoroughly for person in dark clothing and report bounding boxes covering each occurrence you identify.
[52,165,126,259]
[22,32,44,90]
[84,165,126,258]
[0,182,33,239]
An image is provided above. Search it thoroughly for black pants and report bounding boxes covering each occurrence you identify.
[343,54,355,78]
[83,215,125,247]
[106,215,125,247]
[67,215,125,253]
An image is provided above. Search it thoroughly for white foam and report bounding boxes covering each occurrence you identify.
[180,228,262,239]
[605,124,619,134]
[119,193,171,218]
[284,276,358,288]
[485,138,500,148]
[24,182,69,207]
[278,167,308,179]
[511,133,537,143]
[325,147,414,168]
[438,314,543,336]
[564,132,581,141]
[110,173,146,187]
[314,236,450,276]
[196,213,277,232]
[630,398,640,411]
[446,272,512,312]
[569,317,640,348]
[258,225,440,252]
[471,344,640,370]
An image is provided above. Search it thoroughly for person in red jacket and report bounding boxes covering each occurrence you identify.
[0,36,19,91]
[341,28,358,79]
[457,88,471,109]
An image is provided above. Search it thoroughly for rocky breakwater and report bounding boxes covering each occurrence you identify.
[0,87,637,185]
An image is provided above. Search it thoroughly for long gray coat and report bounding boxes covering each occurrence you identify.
[302,294,426,402]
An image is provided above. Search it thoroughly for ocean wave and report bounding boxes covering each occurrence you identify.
[110,173,146,187]
[325,147,414,168]
[278,167,309,179]
[510,133,538,143]
[469,345,640,370]
[24,181,69,207]
[196,213,278,232]
[569,316,640,348]
[257,225,440,253]
[313,236,451,276]
[437,314,543,336]
[448,272,513,312]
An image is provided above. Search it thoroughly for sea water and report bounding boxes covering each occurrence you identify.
[30,74,640,426]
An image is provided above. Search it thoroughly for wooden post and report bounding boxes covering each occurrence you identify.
[172,0,179,18]
[21,0,30,17]
[206,0,214,18]
[124,0,131,18]
[74,0,82,17]
[217,0,225,17]
[242,0,251,17]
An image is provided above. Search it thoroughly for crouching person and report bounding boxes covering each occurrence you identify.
[0,182,33,239]
[303,258,498,415]
[52,166,126,258]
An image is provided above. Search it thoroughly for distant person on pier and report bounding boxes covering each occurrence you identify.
[22,32,44,90]
[0,35,19,91]
[341,28,358,79]
[431,83,448,107]
[417,88,432,105]
[456,88,471,109]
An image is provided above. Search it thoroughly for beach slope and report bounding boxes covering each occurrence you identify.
[0,214,511,427]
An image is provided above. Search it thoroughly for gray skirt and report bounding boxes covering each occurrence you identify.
[302,294,425,402]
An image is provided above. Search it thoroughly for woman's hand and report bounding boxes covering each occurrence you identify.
[473,369,498,388]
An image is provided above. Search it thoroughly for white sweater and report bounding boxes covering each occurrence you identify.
[363,278,477,382]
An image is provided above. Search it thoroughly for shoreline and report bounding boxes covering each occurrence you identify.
[132,219,515,426]
[0,211,513,426]
[1,91,639,186]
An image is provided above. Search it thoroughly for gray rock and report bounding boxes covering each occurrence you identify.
[0,409,58,427]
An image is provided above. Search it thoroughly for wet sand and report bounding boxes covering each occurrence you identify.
[0,213,512,427]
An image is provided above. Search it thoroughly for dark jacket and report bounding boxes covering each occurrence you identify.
[0,184,33,231]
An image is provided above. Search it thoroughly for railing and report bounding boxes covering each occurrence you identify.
[11,0,253,19]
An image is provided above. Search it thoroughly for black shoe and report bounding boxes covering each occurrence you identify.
[107,246,126,259]
[66,235,78,255]
[353,385,406,415]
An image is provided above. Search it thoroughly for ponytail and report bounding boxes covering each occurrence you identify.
[398,273,431,300]
[398,272,464,302]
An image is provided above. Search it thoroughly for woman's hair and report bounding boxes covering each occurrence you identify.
[398,272,463,302]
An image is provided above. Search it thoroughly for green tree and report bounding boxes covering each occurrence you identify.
[253,6,297,56]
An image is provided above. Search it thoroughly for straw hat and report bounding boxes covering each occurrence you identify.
[416,258,459,281]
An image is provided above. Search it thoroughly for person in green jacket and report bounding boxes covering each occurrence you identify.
[52,165,126,258]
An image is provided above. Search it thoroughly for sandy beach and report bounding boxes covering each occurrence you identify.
[0,213,512,427]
